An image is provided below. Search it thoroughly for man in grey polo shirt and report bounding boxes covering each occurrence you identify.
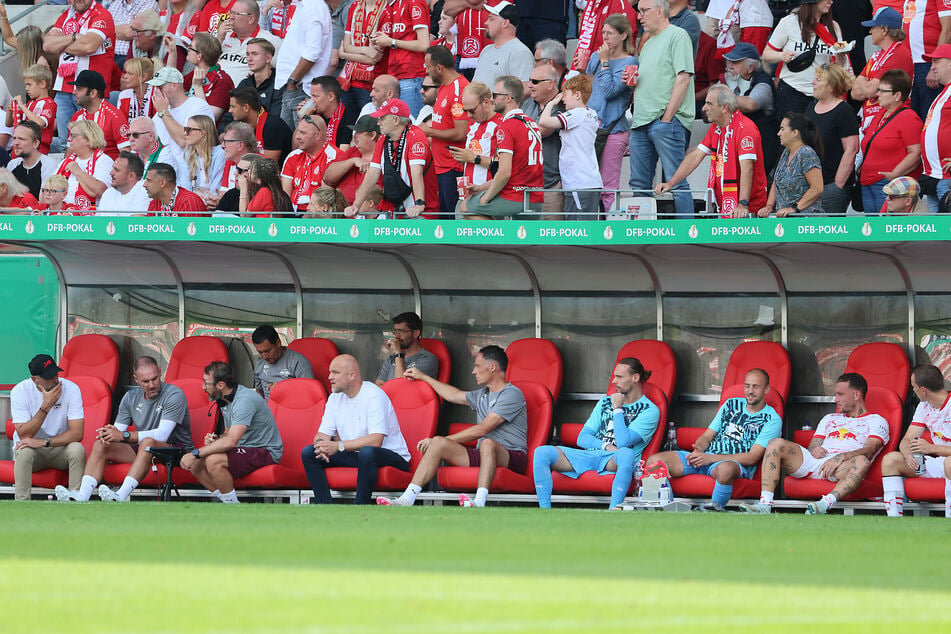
[56,356,192,502]
[375,312,439,386]
[378,345,527,508]
[180,361,283,503]
[251,325,314,400]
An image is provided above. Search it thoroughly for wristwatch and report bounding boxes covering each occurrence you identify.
[338,440,345,452]
[122,431,131,443]
[44,437,51,448]
[157,109,168,118]
[191,448,201,458]
[738,199,749,206]
[390,40,398,49]
[397,352,406,359]
[414,199,425,207]
[791,202,800,213]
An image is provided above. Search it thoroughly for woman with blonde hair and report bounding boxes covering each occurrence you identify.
[119,57,157,121]
[36,174,79,214]
[805,63,858,213]
[0,167,38,212]
[56,120,113,211]
[305,186,348,219]
[183,114,225,194]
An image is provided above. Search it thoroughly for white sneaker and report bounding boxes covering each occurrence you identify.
[805,500,829,515]
[98,484,120,501]
[739,502,772,514]
[459,493,474,508]
[53,485,75,502]
[376,496,407,506]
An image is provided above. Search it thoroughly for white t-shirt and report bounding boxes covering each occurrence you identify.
[739,0,773,28]
[10,377,84,444]
[153,97,215,164]
[912,394,951,446]
[317,381,410,461]
[556,107,602,190]
[814,411,889,456]
[97,181,151,214]
[64,152,114,206]
[219,29,282,85]
[767,12,848,96]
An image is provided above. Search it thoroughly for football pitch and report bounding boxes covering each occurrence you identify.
[1,502,950,633]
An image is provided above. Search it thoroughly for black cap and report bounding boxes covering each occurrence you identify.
[348,115,380,133]
[29,354,63,380]
[67,69,107,94]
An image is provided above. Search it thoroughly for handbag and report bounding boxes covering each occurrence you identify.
[787,35,818,73]
[595,111,627,161]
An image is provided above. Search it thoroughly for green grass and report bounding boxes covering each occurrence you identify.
[1,503,950,633]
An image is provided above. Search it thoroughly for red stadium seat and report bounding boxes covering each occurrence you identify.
[783,386,903,501]
[287,337,339,394]
[667,386,786,501]
[844,342,910,404]
[0,376,112,490]
[325,378,441,492]
[550,383,668,496]
[722,341,791,405]
[59,334,120,391]
[436,381,553,493]
[905,430,947,502]
[419,338,452,385]
[165,336,229,384]
[234,378,327,489]
[611,340,677,402]
[505,338,563,402]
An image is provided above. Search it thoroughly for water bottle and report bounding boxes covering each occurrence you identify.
[664,420,677,451]
[801,422,813,431]
[634,459,645,502]
[914,452,927,476]
[659,479,673,505]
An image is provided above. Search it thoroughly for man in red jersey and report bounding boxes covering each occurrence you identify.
[419,45,469,215]
[44,0,117,153]
[657,84,767,219]
[369,0,430,118]
[460,75,543,218]
[281,113,341,211]
[345,99,438,217]
[921,44,951,209]
[144,162,206,215]
[448,81,502,215]
[69,70,131,160]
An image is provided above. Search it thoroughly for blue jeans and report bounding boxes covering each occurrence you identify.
[300,445,409,504]
[280,86,307,131]
[52,91,79,154]
[912,62,941,121]
[862,179,888,214]
[399,77,424,119]
[628,119,693,217]
[341,86,371,115]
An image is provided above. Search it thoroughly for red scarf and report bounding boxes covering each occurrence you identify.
[57,151,103,211]
[325,102,345,147]
[708,112,744,218]
[340,0,386,87]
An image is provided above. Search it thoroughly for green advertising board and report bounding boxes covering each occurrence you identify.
[0,216,944,246]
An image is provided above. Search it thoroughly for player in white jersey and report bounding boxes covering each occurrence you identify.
[742,373,889,515]
[882,364,951,517]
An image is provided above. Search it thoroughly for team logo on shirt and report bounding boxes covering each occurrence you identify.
[120,124,130,137]
[92,20,107,30]
[75,194,92,210]
[722,197,735,214]
[740,136,754,151]
[412,5,423,19]
[495,129,506,143]
[451,102,464,118]
[462,37,481,56]
[412,142,426,155]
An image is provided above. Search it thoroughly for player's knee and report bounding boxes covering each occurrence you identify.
[357,445,378,465]
[766,437,785,452]
[479,437,498,455]
[881,451,902,470]
[534,445,558,467]
[613,447,636,468]
[851,455,870,471]
[138,437,157,450]
[205,454,227,470]
[713,464,739,484]
[65,442,85,461]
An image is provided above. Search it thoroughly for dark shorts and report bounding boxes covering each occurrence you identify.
[226,447,276,479]
[465,446,528,475]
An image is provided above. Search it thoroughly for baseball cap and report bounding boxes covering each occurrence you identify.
[349,115,380,133]
[370,98,410,119]
[486,1,519,26]
[924,44,951,61]
[861,7,903,29]
[723,43,761,62]
[67,70,107,93]
[29,354,63,380]
[882,176,920,198]
[146,66,185,87]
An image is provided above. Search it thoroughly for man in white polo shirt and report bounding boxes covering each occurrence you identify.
[9,354,85,500]
[97,151,151,214]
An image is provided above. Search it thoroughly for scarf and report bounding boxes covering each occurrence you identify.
[57,6,96,79]
[127,85,155,121]
[708,112,745,218]
[717,0,742,50]
[325,101,345,148]
[340,0,386,88]
[57,151,103,211]
[574,0,617,69]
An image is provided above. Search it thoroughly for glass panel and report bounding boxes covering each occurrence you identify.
[302,291,415,381]
[421,293,535,388]
[787,294,906,396]
[67,285,179,384]
[541,295,655,394]
[663,296,782,395]
[915,295,951,381]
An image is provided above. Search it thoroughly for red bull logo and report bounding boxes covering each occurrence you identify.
[828,428,857,440]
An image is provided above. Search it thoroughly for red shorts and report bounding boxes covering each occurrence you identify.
[465,446,529,474]
[225,447,276,478]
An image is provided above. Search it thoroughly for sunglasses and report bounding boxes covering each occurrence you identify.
[40,188,66,194]
[885,194,909,200]
[529,78,553,85]
[463,106,478,115]
[183,126,201,134]
[129,131,151,138]
[421,84,439,91]
[492,92,510,99]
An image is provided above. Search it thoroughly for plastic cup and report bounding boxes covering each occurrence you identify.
[623,65,639,87]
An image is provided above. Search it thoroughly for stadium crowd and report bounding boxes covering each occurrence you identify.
[9,312,950,516]
[0,0,946,217]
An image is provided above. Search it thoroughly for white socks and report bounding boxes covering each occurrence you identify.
[77,475,97,502]
[219,489,239,504]
[883,476,905,517]
[474,487,489,507]
[116,476,138,502]
[759,491,775,505]
[398,483,422,506]
[945,479,951,519]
